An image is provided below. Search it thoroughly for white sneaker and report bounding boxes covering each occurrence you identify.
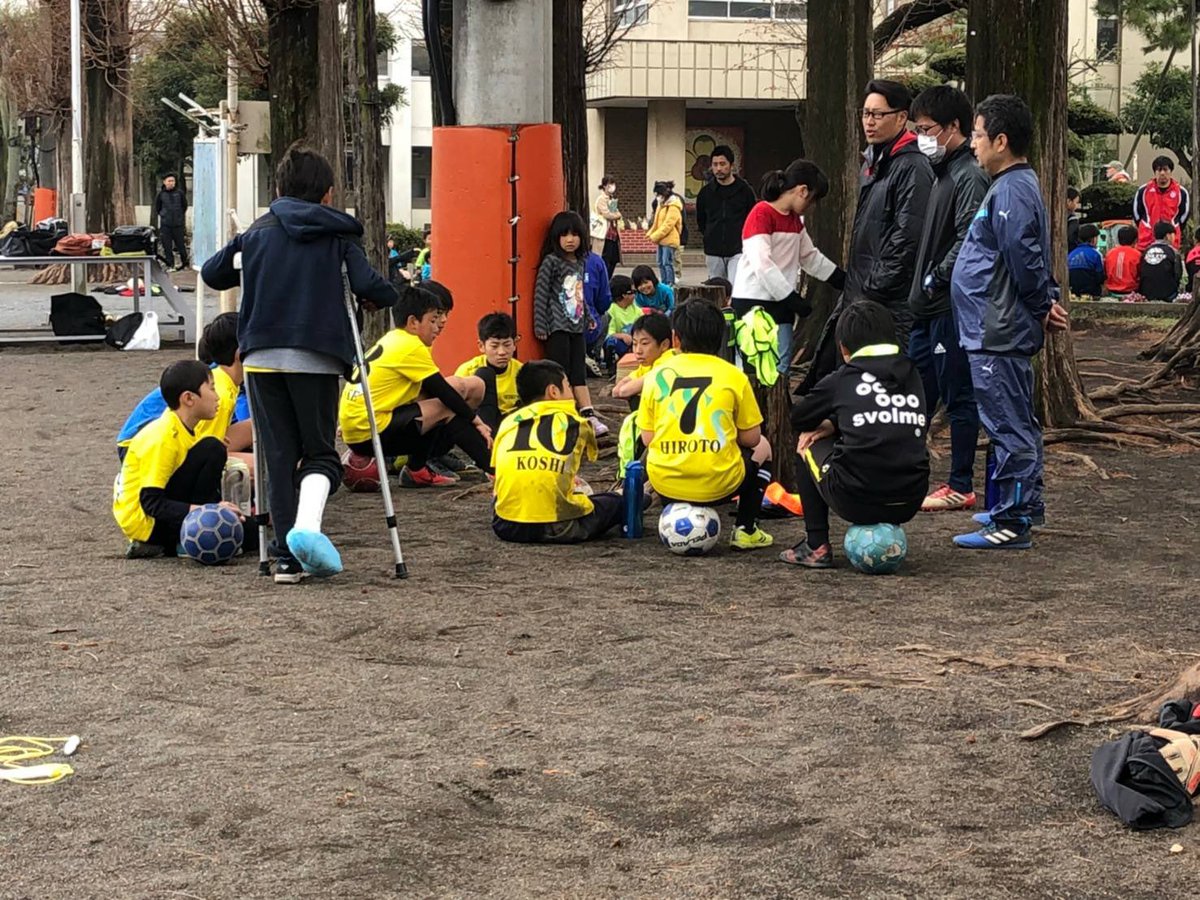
[589,416,610,437]
[585,356,603,378]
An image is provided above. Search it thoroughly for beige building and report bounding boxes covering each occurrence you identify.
[585,0,807,226]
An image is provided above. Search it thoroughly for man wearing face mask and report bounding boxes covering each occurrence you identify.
[907,85,990,514]
[798,80,933,395]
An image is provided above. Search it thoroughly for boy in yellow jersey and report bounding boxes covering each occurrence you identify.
[339,285,494,487]
[491,360,624,543]
[114,360,247,558]
[638,301,775,550]
[115,314,252,463]
[611,313,675,411]
[454,312,523,432]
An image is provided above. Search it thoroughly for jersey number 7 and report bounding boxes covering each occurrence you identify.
[669,376,712,435]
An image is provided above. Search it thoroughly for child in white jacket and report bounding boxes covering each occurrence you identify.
[731,160,846,374]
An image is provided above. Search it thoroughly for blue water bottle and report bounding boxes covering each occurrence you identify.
[624,460,646,538]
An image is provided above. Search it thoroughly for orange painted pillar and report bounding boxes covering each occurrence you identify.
[32,188,57,224]
[430,124,564,371]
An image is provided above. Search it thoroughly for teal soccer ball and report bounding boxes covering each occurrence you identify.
[843,523,907,575]
[180,504,244,566]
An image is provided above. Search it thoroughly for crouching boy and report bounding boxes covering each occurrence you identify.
[638,301,774,550]
[114,360,247,557]
[491,360,624,543]
[780,301,930,568]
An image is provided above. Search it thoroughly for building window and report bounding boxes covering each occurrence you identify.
[1096,18,1119,62]
[411,41,431,77]
[688,0,805,19]
[412,146,431,210]
[614,0,649,27]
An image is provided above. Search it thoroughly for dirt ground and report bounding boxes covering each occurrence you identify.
[2,322,1198,899]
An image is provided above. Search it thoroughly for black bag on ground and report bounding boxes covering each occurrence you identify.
[0,227,33,258]
[105,312,144,348]
[50,292,106,338]
[110,225,157,255]
[30,218,67,254]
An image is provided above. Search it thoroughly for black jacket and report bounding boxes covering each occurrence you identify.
[201,198,397,372]
[154,186,187,228]
[844,131,935,328]
[908,143,990,321]
[1138,240,1183,301]
[791,349,930,506]
[695,176,757,258]
[1067,212,1082,252]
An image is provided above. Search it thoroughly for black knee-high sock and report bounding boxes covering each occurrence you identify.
[439,415,493,472]
[735,460,771,530]
[794,453,830,547]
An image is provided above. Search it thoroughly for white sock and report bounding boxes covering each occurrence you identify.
[293,474,330,534]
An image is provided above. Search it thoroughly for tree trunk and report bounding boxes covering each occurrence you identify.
[0,93,13,219]
[796,0,873,360]
[967,0,1097,428]
[552,0,587,216]
[873,0,968,59]
[82,0,134,232]
[265,0,345,204]
[346,0,391,346]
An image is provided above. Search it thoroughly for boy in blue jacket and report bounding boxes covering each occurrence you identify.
[950,95,1068,550]
[202,143,397,583]
[1067,224,1105,297]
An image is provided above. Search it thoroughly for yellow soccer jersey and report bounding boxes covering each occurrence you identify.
[632,347,676,381]
[636,352,762,503]
[195,367,238,443]
[112,409,198,541]
[339,329,439,444]
[491,399,598,523]
[454,355,524,415]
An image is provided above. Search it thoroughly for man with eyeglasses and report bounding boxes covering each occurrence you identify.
[906,85,990,515]
[949,94,1068,551]
[798,79,933,394]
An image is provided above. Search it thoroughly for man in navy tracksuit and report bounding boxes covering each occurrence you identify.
[950,95,1068,550]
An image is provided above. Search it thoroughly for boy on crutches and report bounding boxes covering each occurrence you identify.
[202,143,397,584]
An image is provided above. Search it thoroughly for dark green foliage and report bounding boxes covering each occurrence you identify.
[1068,96,1123,136]
[386,223,426,251]
[1121,64,1195,168]
[893,71,944,95]
[927,46,966,82]
[1080,179,1138,220]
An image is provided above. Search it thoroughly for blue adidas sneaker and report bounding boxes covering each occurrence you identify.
[953,522,1033,550]
[972,510,1046,527]
[286,530,344,577]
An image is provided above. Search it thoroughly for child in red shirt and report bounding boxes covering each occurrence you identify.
[1105,225,1141,295]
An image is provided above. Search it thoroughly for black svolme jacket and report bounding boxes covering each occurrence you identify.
[843,130,935,331]
[695,175,757,258]
[791,348,930,506]
[908,142,990,321]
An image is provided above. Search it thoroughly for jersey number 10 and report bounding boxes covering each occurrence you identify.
[509,414,581,456]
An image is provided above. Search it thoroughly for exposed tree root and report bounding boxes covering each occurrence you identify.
[1097,403,1200,420]
[1047,449,1109,479]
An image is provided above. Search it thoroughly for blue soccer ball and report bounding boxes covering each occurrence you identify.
[658,503,721,556]
[180,504,244,566]
[843,523,908,575]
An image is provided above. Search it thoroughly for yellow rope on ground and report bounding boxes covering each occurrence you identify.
[0,736,78,785]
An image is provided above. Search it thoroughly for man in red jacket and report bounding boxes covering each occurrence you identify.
[1133,156,1190,251]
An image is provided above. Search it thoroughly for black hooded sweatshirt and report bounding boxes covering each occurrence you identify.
[790,346,930,505]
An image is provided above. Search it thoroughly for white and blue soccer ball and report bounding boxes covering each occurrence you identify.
[180,503,244,566]
[843,523,908,575]
[658,503,721,556]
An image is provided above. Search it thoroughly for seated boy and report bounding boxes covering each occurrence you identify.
[603,275,642,375]
[1139,221,1184,301]
[113,360,247,557]
[1105,225,1141,296]
[455,312,523,432]
[780,301,930,569]
[612,312,675,411]
[116,312,252,463]
[1067,224,1105,297]
[631,265,675,314]
[638,301,774,551]
[339,285,494,488]
[491,360,623,544]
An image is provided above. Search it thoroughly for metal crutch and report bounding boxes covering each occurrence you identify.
[343,274,409,579]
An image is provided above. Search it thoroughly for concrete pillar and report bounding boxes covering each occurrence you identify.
[644,99,687,211]
[587,108,606,200]
[452,0,552,126]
